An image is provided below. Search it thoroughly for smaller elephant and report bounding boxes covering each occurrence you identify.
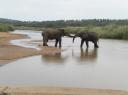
[73,32,99,48]
[42,28,72,48]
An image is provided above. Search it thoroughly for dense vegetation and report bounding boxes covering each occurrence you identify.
[0,23,14,32]
[0,18,128,39]
[65,25,128,39]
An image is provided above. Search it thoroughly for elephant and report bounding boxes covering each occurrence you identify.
[73,32,99,48]
[42,28,73,48]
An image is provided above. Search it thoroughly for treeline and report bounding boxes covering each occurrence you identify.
[1,18,128,28]
[13,19,128,27]
[0,23,14,32]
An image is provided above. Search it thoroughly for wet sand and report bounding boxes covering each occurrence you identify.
[0,32,60,64]
[0,32,128,95]
[0,32,37,64]
[0,32,58,65]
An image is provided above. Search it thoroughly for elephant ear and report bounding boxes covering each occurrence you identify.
[77,32,83,37]
[83,32,88,38]
[59,28,66,36]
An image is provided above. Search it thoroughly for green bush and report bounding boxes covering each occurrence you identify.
[64,24,128,40]
[0,24,14,32]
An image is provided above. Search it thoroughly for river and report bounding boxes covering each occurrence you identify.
[0,30,128,91]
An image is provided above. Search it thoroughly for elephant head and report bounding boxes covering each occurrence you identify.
[73,32,84,43]
[58,29,65,36]
[59,29,73,37]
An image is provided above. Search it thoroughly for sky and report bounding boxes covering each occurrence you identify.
[0,0,128,21]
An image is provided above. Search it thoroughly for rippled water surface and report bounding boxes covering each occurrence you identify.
[0,30,128,91]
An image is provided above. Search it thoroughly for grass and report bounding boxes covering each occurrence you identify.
[0,23,14,32]
[64,24,128,40]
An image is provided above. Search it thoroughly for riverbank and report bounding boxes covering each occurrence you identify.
[0,32,60,65]
[0,86,128,95]
[0,32,37,64]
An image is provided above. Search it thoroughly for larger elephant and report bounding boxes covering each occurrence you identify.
[73,32,99,48]
[42,28,72,48]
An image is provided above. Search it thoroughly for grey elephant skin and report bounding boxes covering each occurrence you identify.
[42,28,72,48]
[73,32,99,48]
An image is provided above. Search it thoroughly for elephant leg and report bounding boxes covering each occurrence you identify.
[85,41,89,48]
[43,42,48,46]
[43,36,48,46]
[80,39,84,48]
[94,41,99,48]
[55,39,59,47]
[43,41,48,46]
[59,38,62,48]
[43,36,45,46]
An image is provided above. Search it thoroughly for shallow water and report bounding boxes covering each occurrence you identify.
[0,30,128,91]
[11,30,42,50]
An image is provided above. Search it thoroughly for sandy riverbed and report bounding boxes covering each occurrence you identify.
[0,32,60,64]
[0,86,128,95]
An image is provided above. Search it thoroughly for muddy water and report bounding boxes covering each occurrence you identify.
[0,30,128,91]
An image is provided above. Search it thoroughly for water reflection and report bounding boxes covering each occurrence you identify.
[41,53,67,64]
[72,48,98,62]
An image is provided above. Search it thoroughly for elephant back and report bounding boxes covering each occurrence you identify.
[86,32,99,41]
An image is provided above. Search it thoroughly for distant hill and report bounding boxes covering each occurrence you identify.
[0,18,22,24]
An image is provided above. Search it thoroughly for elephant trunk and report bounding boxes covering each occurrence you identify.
[68,34,74,38]
[73,33,80,43]
[64,32,74,38]
[73,36,76,43]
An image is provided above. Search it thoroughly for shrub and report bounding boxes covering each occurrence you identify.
[0,24,14,32]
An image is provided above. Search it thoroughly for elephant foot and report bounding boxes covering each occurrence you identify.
[95,46,99,48]
[80,45,83,48]
[43,44,48,46]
